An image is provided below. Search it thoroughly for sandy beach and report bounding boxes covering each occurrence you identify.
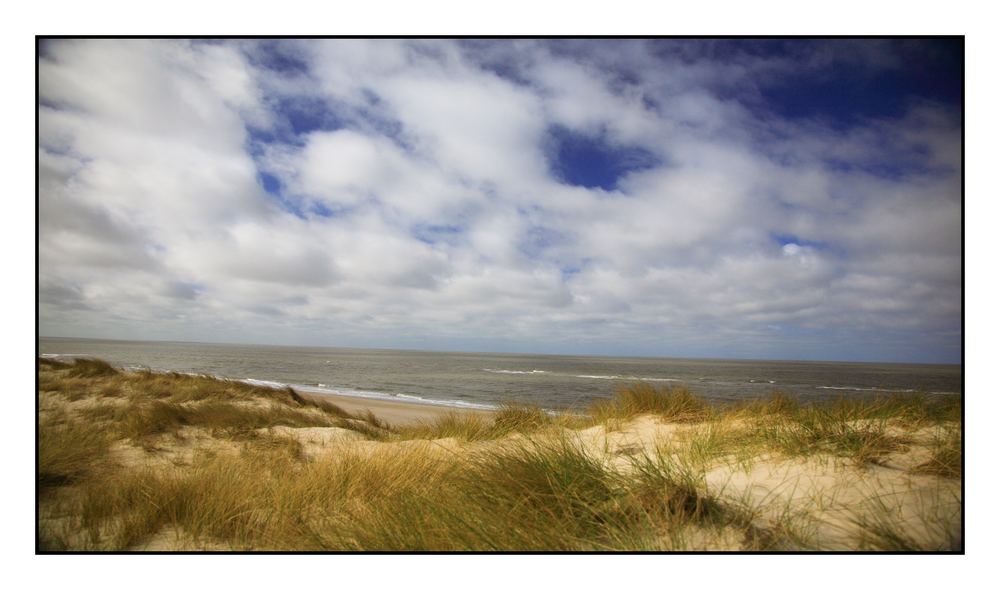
[297,389,494,427]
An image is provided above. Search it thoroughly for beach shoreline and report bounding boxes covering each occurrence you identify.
[41,353,496,426]
[296,389,494,427]
[38,339,963,413]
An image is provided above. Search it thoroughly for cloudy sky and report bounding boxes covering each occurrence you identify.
[37,38,962,363]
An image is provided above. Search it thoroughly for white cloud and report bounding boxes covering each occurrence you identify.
[37,39,962,362]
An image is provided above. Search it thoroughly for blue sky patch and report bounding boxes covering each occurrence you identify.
[279,97,345,137]
[257,171,281,195]
[256,170,305,218]
[546,126,659,191]
[412,223,464,245]
[311,202,339,218]
[246,41,311,75]
[755,39,962,127]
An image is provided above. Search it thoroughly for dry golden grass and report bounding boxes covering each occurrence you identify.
[393,402,557,442]
[589,383,710,424]
[37,359,962,552]
[39,418,112,491]
[912,426,962,479]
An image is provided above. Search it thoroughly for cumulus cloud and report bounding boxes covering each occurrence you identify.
[38,39,962,362]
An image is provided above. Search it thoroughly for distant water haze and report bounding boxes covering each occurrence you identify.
[39,338,962,412]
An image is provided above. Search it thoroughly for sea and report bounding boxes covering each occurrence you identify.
[38,337,962,412]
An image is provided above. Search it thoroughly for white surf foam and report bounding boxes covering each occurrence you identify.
[574,374,680,382]
[119,371,495,412]
[241,378,289,389]
[816,386,916,393]
[293,383,498,411]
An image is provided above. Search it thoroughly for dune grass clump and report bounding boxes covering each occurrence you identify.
[395,412,494,441]
[39,359,396,444]
[38,357,70,370]
[694,390,960,429]
[852,487,963,552]
[759,407,912,466]
[466,438,618,526]
[43,443,457,551]
[623,448,777,549]
[395,402,555,442]
[38,359,362,413]
[65,358,119,378]
[61,449,297,550]
[82,399,288,439]
[912,427,962,479]
[79,397,388,445]
[303,438,758,551]
[589,383,710,425]
[492,402,553,433]
[689,392,959,467]
[851,394,960,427]
[726,391,802,418]
[39,419,112,491]
[306,439,622,551]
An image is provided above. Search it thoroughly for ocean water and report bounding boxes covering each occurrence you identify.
[38,337,962,412]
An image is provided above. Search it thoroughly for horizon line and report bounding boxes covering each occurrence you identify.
[37,334,963,367]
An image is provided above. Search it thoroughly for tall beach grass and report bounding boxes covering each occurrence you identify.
[37,358,962,551]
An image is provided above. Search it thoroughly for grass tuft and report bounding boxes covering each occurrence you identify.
[589,383,710,424]
[39,420,112,490]
[912,428,961,479]
[395,403,553,442]
[396,412,494,441]
[492,402,553,433]
[66,358,119,378]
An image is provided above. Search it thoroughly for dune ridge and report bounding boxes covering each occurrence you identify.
[38,357,961,551]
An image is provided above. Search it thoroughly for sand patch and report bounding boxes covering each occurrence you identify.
[702,454,961,550]
[127,526,233,551]
[108,427,243,468]
[261,425,367,459]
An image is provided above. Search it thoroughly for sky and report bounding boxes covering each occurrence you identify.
[37,38,963,363]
